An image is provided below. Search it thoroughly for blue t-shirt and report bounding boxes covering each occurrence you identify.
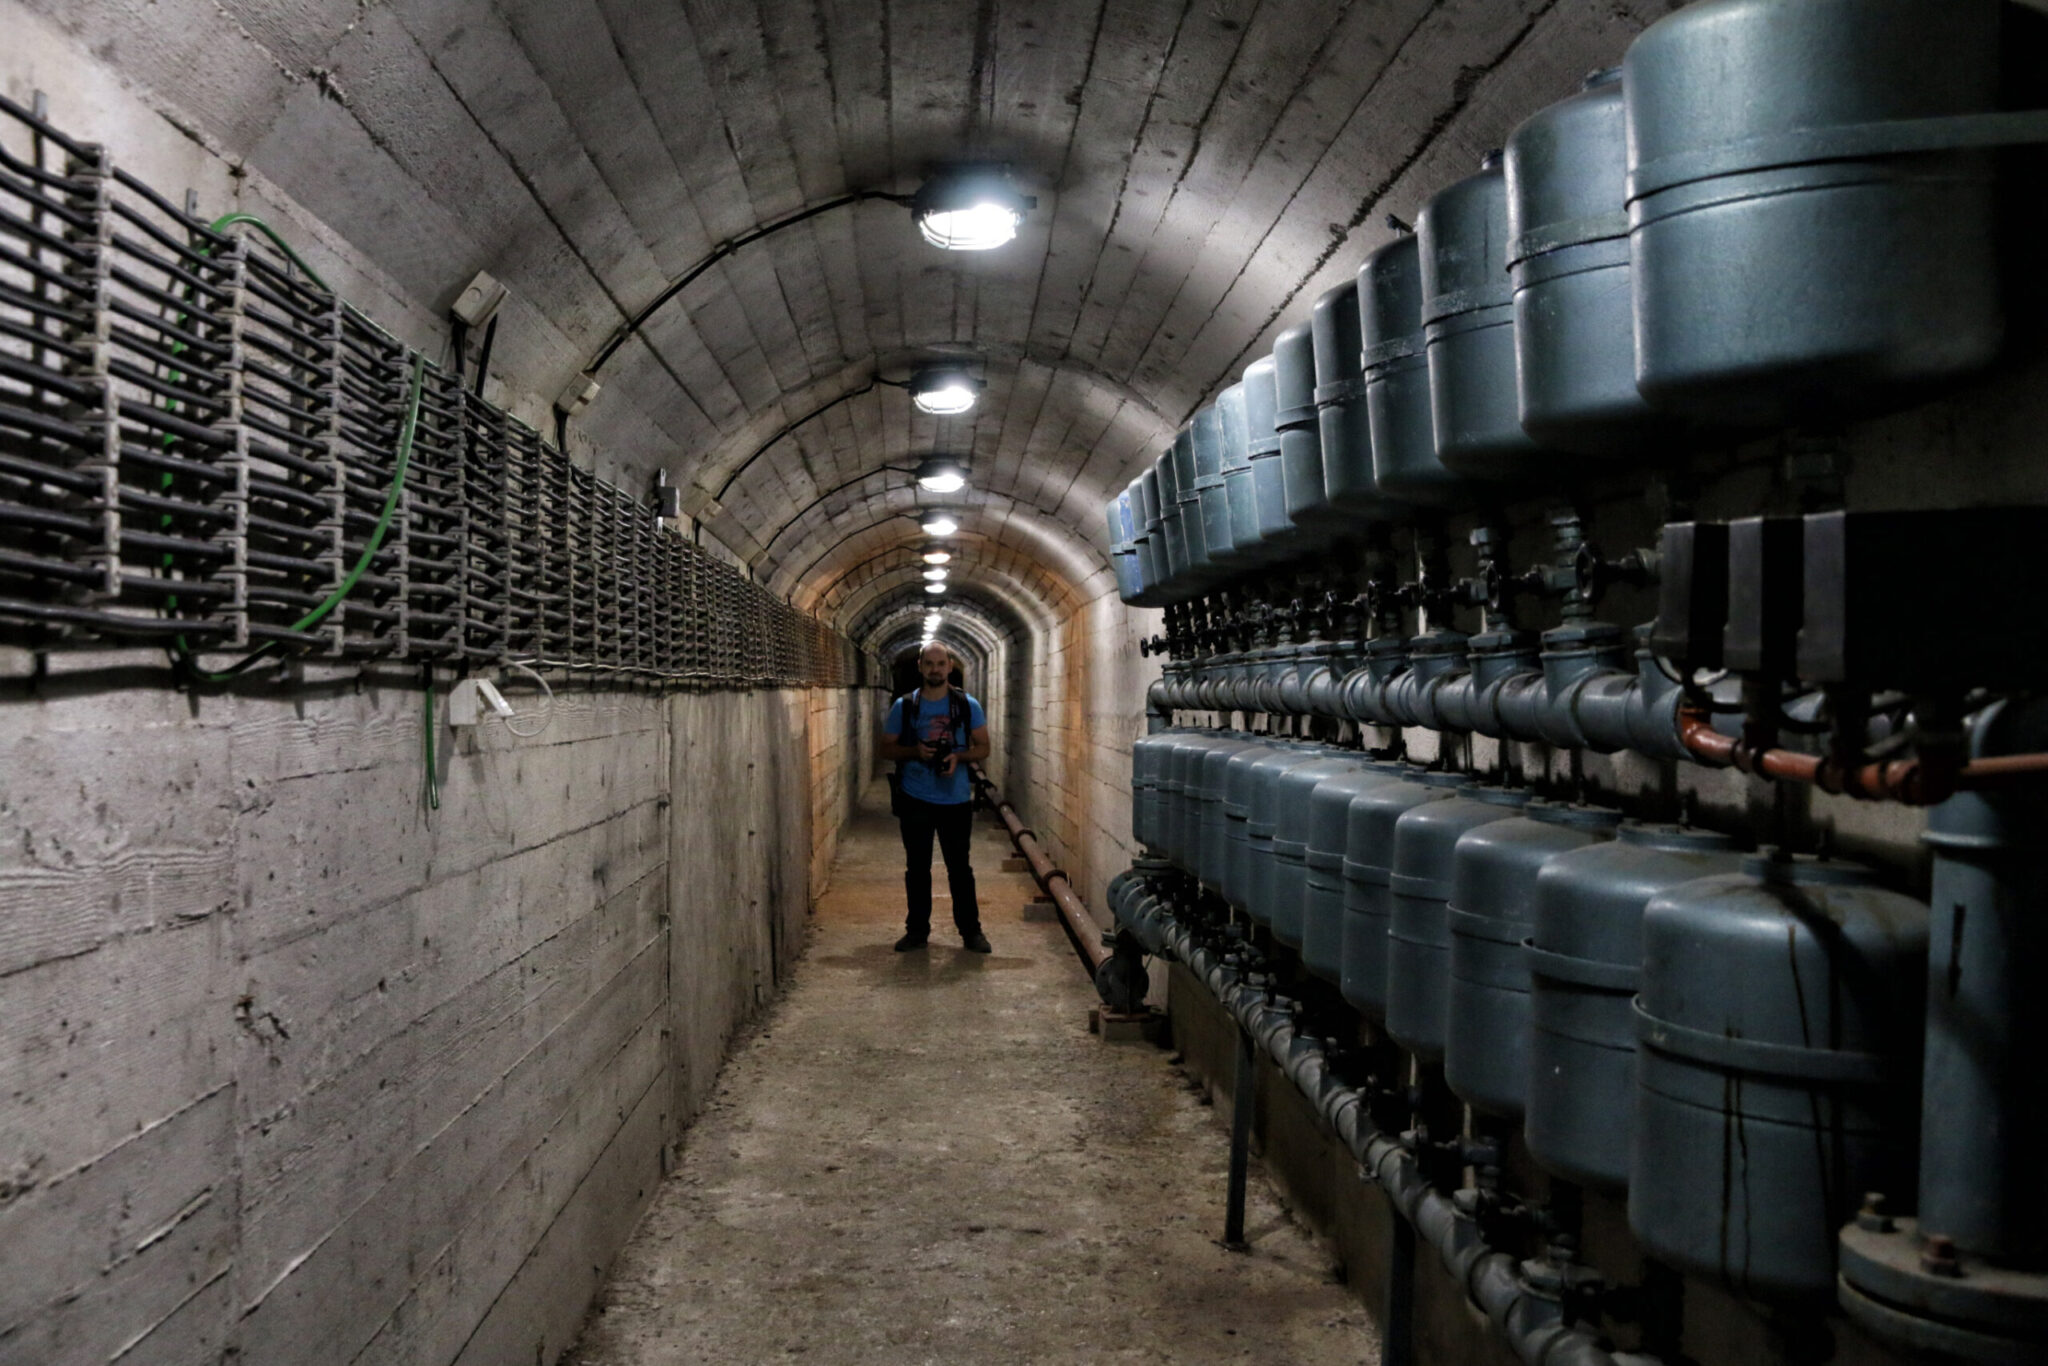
[886,690,985,806]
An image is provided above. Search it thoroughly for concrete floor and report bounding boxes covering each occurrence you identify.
[565,783,1377,1365]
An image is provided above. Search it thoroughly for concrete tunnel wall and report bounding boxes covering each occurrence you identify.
[0,15,885,1364]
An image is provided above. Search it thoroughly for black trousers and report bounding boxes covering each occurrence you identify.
[898,794,980,936]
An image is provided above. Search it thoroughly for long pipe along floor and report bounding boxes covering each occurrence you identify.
[565,783,1372,1364]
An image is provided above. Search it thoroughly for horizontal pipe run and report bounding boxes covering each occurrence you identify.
[1676,704,2048,805]
[968,764,1112,974]
[1129,880,1660,1366]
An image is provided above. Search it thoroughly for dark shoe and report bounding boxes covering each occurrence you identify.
[962,931,992,954]
[894,933,928,952]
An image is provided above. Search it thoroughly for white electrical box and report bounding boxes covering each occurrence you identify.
[557,370,602,417]
[451,270,508,328]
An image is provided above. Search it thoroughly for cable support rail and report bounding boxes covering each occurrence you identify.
[0,97,878,692]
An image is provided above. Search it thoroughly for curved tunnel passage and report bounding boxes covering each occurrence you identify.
[11,3,2012,1366]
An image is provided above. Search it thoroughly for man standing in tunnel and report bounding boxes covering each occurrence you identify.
[880,642,993,953]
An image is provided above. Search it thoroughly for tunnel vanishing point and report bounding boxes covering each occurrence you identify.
[5,2,2048,1364]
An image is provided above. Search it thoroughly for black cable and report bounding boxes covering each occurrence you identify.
[590,189,911,377]
[449,316,467,392]
[471,314,497,399]
[711,374,885,503]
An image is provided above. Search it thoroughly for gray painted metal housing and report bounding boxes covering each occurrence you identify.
[1445,800,1621,1121]
[1630,852,1928,1301]
[1525,823,1746,1191]
[1386,784,1531,1061]
[1624,0,2007,424]
[1419,153,1544,482]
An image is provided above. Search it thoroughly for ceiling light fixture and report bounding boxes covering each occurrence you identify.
[914,457,969,495]
[909,367,983,416]
[924,581,948,595]
[919,511,959,538]
[923,567,948,581]
[912,167,1034,251]
[921,547,952,565]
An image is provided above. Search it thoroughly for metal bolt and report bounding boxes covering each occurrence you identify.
[1920,1234,1964,1278]
[1855,1192,1895,1234]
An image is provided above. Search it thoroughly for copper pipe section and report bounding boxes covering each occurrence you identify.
[1676,704,2048,805]
[967,764,1112,973]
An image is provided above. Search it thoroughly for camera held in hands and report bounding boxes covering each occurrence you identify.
[924,735,955,771]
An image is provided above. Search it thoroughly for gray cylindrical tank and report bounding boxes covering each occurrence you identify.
[1153,450,1189,594]
[1133,468,1163,602]
[1312,280,1394,519]
[1176,734,1229,867]
[1129,730,1174,850]
[1245,745,1337,931]
[1190,405,1238,571]
[1630,852,1928,1301]
[1624,0,2005,425]
[1169,424,1212,588]
[1241,354,1299,553]
[1506,68,1689,456]
[1269,754,1373,950]
[1221,742,1287,912]
[1273,321,1342,546]
[1445,800,1621,1119]
[1359,237,1463,506]
[1303,761,1403,984]
[1419,153,1543,482]
[1155,732,1196,866]
[1526,823,1745,1190]
[1106,493,1138,603]
[1215,380,1268,564]
[1196,737,1265,893]
[1387,785,1532,1061]
[1342,769,1472,1023]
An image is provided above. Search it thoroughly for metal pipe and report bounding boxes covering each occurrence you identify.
[1676,703,2048,805]
[1224,1024,1257,1250]
[968,764,1112,973]
[1128,878,1663,1366]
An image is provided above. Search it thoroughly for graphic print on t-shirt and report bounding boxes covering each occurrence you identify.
[891,691,985,807]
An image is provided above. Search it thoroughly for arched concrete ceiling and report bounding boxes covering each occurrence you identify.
[792,515,1098,633]
[873,606,1008,672]
[853,572,1032,637]
[45,0,1678,614]
[841,565,1053,649]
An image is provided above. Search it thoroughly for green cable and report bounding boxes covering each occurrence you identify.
[205,211,333,291]
[176,350,426,681]
[164,213,422,680]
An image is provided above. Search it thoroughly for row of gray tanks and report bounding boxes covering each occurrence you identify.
[1120,729,1928,1304]
[1105,0,2039,606]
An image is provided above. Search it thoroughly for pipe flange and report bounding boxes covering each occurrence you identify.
[1840,1219,2048,1363]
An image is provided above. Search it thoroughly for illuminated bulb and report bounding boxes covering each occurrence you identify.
[920,513,958,537]
[921,549,951,565]
[913,458,969,494]
[917,200,1021,251]
[912,382,978,416]
[912,169,1032,251]
[924,581,947,595]
[923,567,948,582]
